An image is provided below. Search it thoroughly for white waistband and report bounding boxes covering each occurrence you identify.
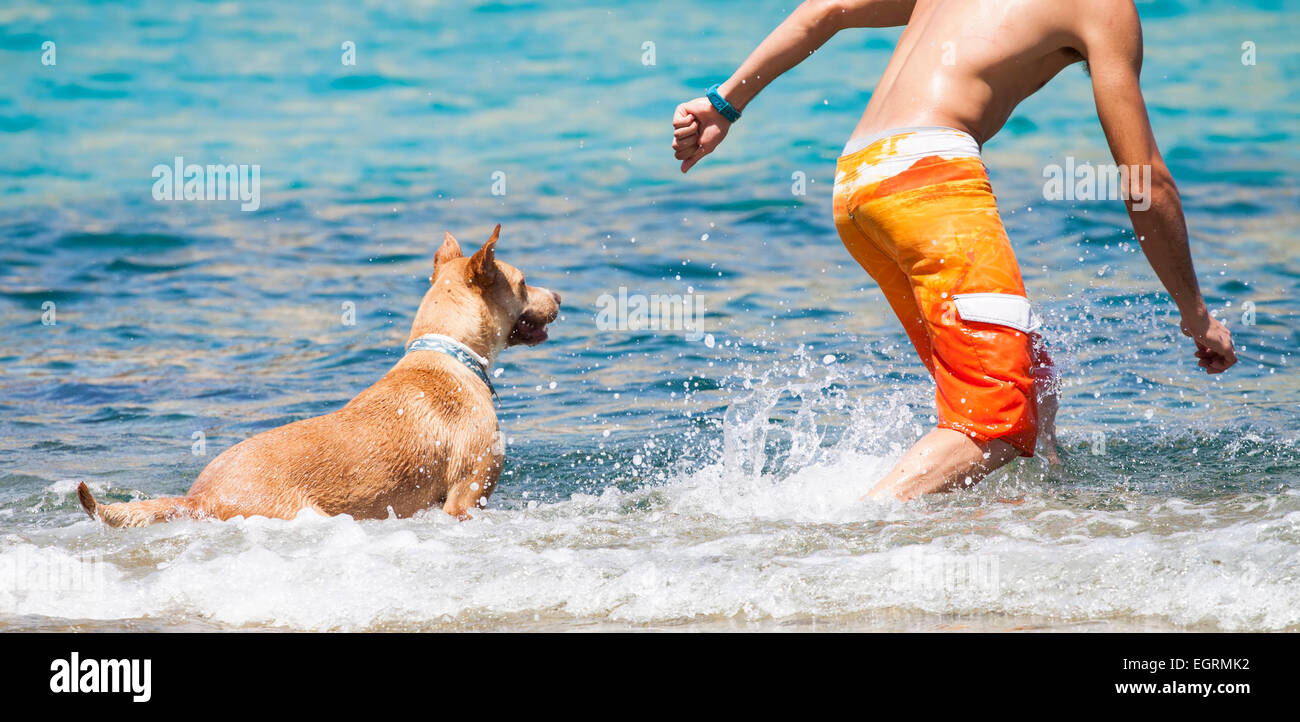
[840,126,981,159]
[835,126,983,193]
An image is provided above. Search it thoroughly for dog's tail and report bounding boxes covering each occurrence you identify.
[77,482,197,528]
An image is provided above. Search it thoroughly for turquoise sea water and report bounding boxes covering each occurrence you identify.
[1,0,1298,631]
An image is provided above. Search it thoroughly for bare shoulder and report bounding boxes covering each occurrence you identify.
[1073,0,1142,58]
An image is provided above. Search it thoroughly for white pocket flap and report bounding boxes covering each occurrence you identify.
[952,293,1035,333]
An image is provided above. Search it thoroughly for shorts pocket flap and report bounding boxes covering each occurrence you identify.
[952,293,1035,333]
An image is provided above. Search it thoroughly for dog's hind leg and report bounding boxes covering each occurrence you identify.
[442,448,505,521]
[77,482,202,528]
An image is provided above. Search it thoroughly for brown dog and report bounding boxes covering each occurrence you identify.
[77,225,560,526]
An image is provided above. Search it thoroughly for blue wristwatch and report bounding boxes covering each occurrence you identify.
[706,84,741,122]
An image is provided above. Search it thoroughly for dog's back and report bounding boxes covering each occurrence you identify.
[81,354,502,526]
[198,354,502,519]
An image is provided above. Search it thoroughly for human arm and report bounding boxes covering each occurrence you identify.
[1082,4,1236,373]
[672,0,915,172]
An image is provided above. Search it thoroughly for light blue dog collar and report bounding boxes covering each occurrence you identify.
[405,333,499,406]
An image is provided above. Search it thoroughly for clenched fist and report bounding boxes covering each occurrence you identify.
[1181,311,1237,374]
[672,97,732,173]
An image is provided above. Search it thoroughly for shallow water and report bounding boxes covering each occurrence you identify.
[1,1,1298,631]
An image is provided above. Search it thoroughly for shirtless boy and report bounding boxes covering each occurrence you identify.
[671,0,1237,501]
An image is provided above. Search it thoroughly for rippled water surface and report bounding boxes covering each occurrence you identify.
[1,0,1298,631]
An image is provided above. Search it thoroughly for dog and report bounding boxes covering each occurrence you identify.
[77,224,560,526]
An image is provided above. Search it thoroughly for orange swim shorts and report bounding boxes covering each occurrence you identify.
[832,126,1050,457]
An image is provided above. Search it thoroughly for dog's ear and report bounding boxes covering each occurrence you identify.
[468,224,502,287]
[432,231,464,281]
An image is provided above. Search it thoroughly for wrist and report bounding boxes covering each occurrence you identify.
[706,84,742,123]
[1178,294,1208,316]
[716,78,752,114]
[1180,300,1211,327]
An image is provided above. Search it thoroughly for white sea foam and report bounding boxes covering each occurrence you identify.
[2,374,1297,632]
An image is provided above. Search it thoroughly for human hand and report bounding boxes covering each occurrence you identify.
[672,97,731,173]
[1180,309,1237,373]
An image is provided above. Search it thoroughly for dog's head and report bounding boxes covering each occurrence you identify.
[409,225,561,357]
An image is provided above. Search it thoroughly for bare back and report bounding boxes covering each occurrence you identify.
[855,0,1102,144]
